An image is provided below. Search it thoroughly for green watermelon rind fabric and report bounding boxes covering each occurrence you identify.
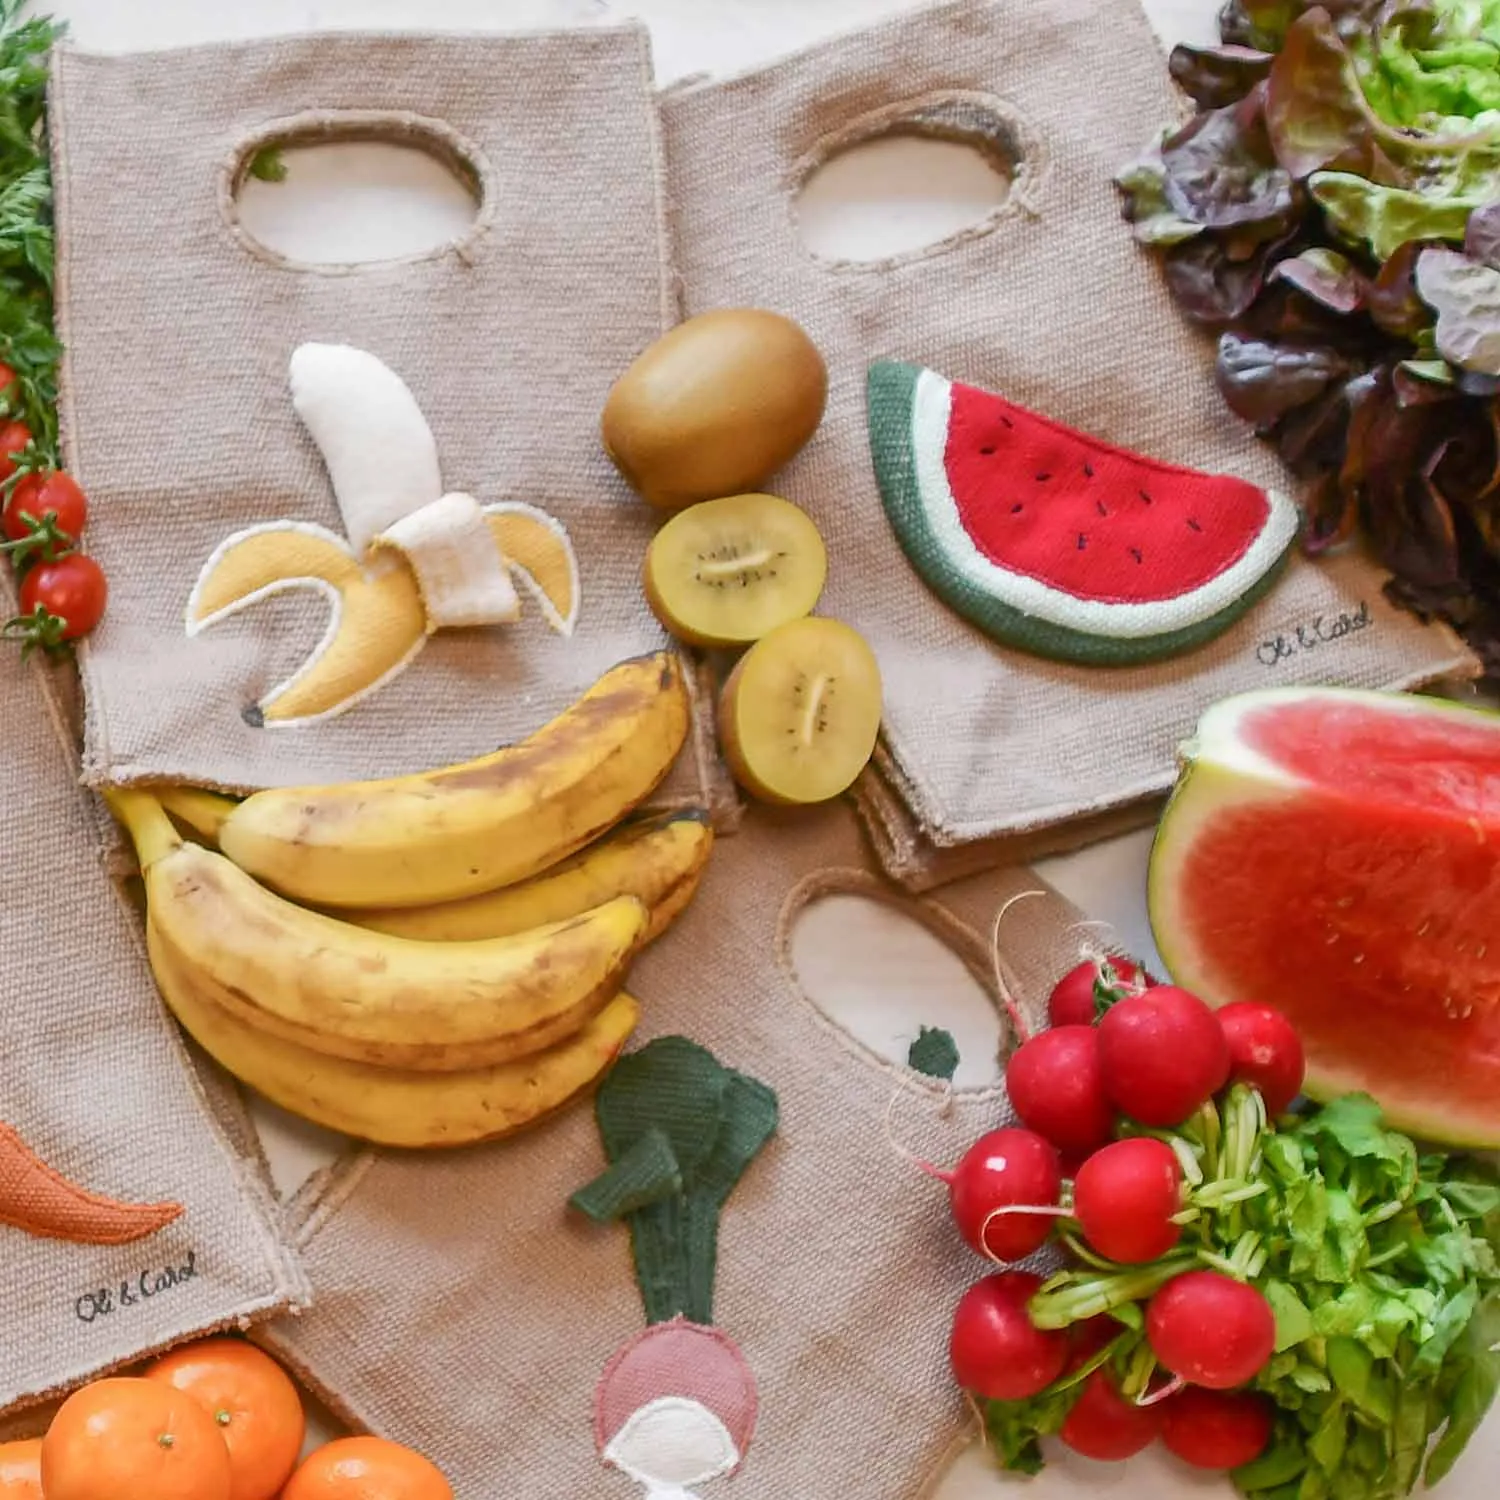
[866,361,1299,668]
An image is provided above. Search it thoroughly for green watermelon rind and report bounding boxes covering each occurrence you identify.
[1148,686,1500,1150]
[867,361,1301,668]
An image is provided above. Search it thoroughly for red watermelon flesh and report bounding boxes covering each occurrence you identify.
[945,382,1272,602]
[1148,686,1500,1147]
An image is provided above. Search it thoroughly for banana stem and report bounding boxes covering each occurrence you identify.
[101,787,183,869]
[158,785,240,844]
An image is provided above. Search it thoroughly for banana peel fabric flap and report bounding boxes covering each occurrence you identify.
[262,803,1087,1500]
[48,28,720,813]
[658,0,1475,887]
[0,615,304,1416]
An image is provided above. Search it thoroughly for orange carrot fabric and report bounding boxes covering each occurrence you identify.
[0,1125,182,1247]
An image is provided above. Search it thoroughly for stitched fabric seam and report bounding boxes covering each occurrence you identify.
[783,89,1050,276]
[773,864,1026,1102]
[216,108,496,277]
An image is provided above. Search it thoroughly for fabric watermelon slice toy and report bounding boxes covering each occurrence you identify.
[1149,686,1500,1148]
[866,362,1301,666]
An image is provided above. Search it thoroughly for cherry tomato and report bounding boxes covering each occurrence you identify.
[0,419,32,484]
[0,362,19,409]
[4,471,87,546]
[19,554,108,640]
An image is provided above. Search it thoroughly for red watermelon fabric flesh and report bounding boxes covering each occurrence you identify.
[944,382,1270,601]
[1149,686,1500,1147]
[867,361,1301,666]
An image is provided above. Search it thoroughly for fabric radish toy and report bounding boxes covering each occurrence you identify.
[572,1037,777,1500]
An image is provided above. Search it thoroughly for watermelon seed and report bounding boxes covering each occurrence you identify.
[1083,462,1094,478]
[1187,518,1203,532]
[1011,504,1023,514]
[1036,472,1052,482]
[980,445,996,455]
[1139,489,1153,504]
[1000,415,1013,428]
[1129,547,1143,564]
[1076,534,1087,550]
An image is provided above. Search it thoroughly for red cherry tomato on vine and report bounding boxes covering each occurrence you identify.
[18,554,108,640]
[0,419,32,483]
[4,471,87,546]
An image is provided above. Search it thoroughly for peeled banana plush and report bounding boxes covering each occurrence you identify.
[214,651,691,910]
[148,924,640,1149]
[110,788,648,1073]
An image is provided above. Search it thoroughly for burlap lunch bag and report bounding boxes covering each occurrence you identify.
[260,801,1098,1498]
[659,0,1476,890]
[47,25,725,813]
[0,568,306,1417]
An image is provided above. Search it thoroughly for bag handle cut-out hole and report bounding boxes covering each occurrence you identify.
[793,94,1041,267]
[226,114,489,271]
[787,888,1004,1091]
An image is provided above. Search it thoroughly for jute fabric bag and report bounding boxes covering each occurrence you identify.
[262,802,1091,1498]
[47,27,725,814]
[659,0,1475,890]
[0,575,306,1418]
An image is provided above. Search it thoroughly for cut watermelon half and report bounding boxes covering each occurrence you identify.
[866,361,1301,666]
[1149,685,1500,1147]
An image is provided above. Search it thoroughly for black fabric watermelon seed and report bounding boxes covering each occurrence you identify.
[1000,415,1013,428]
[1011,503,1023,514]
[1187,517,1203,532]
[1036,472,1051,482]
[980,445,995,455]
[1129,546,1143,564]
[1083,462,1094,478]
[1140,489,1153,505]
[1095,499,1108,517]
[1076,533,1087,550]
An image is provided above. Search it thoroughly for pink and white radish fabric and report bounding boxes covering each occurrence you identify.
[595,1320,757,1500]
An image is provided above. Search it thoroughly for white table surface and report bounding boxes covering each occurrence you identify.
[42,0,1496,1493]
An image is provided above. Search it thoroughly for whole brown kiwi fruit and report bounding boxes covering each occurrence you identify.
[601,309,828,511]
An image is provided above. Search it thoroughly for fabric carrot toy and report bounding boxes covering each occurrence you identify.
[0,1123,181,1245]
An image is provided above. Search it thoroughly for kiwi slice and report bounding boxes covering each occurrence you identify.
[719,616,882,805]
[644,493,827,648]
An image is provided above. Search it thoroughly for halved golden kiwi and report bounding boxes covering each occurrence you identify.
[719,616,882,806]
[644,493,828,649]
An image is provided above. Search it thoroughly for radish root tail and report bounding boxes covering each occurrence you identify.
[882,1085,951,1183]
[991,891,1047,1049]
[977,1203,1071,1265]
[1135,1376,1186,1408]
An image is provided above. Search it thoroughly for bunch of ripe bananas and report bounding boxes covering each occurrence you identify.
[106,653,709,1150]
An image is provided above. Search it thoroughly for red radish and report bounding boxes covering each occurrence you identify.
[1049,957,1152,1028]
[1097,987,1231,1127]
[1216,1002,1306,1116]
[1006,1026,1114,1153]
[1073,1138,1184,1264]
[945,1128,1062,1262]
[1067,1315,1123,1369]
[949,1271,1068,1401]
[1146,1272,1276,1389]
[1059,1369,1163,1461]
[1161,1387,1274,1469]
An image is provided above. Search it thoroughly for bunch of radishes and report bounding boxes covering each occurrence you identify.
[936,955,1307,1472]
